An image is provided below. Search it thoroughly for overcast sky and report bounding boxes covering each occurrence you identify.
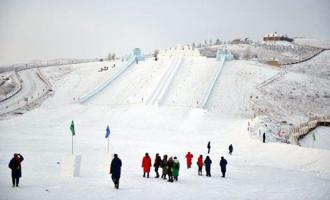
[0,0,329,66]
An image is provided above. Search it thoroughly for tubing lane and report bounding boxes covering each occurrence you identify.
[79,56,136,103]
[156,57,183,105]
[145,57,176,105]
[199,56,226,108]
[146,57,183,106]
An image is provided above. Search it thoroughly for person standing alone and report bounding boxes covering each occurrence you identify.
[228,144,233,155]
[207,141,211,154]
[9,153,24,187]
[220,156,228,178]
[110,154,122,189]
[263,133,266,143]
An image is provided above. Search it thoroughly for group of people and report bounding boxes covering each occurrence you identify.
[142,153,180,183]
[188,153,228,178]
[8,143,234,190]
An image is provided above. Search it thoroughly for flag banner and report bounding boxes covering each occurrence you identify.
[105,125,110,138]
[70,120,75,136]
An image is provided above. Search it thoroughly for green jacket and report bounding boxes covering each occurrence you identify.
[172,160,180,177]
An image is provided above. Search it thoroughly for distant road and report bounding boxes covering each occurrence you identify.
[0,68,47,115]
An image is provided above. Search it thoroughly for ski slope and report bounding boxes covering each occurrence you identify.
[0,55,330,200]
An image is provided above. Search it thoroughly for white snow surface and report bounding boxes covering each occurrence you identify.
[300,127,330,150]
[0,57,330,200]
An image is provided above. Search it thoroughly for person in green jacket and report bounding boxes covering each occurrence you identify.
[172,156,180,181]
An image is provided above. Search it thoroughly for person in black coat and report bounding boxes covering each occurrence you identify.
[153,153,162,178]
[204,156,212,177]
[220,156,227,178]
[110,154,122,189]
[167,157,174,182]
[9,153,24,187]
[207,141,211,154]
[263,133,266,143]
[228,144,233,155]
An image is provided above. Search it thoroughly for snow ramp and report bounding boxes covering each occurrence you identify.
[199,55,226,108]
[145,57,183,106]
[79,56,136,103]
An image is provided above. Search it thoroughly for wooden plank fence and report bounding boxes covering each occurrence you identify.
[290,116,330,144]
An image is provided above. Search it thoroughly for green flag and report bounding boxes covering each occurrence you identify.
[70,120,75,136]
[312,132,316,141]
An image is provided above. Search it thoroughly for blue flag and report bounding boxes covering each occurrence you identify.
[105,125,110,138]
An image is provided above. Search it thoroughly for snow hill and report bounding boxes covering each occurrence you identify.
[0,49,330,199]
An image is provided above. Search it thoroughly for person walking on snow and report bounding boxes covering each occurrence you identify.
[220,156,228,178]
[8,153,24,187]
[197,155,204,176]
[228,144,233,155]
[161,155,168,179]
[204,155,212,177]
[110,154,122,189]
[207,141,211,154]
[142,153,152,178]
[153,153,162,178]
[172,157,180,181]
[185,152,193,169]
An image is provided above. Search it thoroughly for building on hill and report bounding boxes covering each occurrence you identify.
[263,32,293,42]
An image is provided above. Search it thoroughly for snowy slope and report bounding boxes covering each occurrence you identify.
[0,55,330,200]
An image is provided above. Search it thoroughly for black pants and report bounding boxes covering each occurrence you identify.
[155,167,159,177]
[12,177,19,187]
[112,178,120,189]
[206,170,211,177]
[208,148,210,154]
[167,171,173,182]
[221,170,226,178]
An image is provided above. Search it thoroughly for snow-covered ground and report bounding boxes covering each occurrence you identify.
[0,55,330,200]
[300,126,330,150]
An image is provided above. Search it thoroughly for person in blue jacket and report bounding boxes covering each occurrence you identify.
[110,154,122,189]
[204,155,212,177]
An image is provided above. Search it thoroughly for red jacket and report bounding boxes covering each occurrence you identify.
[185,153,193,166]
[197,156,203,167]
[142,156,152,173]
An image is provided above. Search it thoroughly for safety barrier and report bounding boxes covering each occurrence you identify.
[79,56,136,103]
[290,116,330,144]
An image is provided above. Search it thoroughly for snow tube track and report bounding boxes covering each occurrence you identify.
[145,57,183,106]
[199,56,226,108]
[79,56,136,103]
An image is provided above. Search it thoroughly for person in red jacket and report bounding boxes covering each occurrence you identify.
[142,153,152,178]
[185,152,193,169]
[197,155,203,176]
